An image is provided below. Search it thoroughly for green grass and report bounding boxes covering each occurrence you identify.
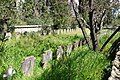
[38,46,110,80]
[0,33,83,80]
[0,29,119,80]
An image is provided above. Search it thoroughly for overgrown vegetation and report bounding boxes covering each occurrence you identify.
[0,31,119,80]
[0,34,82,80]
[0,0,119,80]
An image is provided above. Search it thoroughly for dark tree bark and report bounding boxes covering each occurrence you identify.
[71,1,91,49]
[89,0,98,51]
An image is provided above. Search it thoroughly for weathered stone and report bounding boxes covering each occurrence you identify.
[108,51,120,80]
[116,51,120,56]
[3,66,16,79]
[5,32,12,39]
[74,41,79,49]
[57,46,64,60]
[82,39,86,45]
[112,66,120,77]
[66,44,73,56]
[113,60,120,68]
[42,50,52,64]
[22,56,35,76]
[79,40,82,46]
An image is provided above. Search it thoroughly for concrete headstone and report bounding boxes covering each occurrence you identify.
[5,32,12,39]
[42,50,52,64]
[74,41,79,49]
[66,44,73,56]
[22,56,35,76]
[79,40,82,46]
[57,46,64,60]
[3,66,16,79]
[82,39,86,45]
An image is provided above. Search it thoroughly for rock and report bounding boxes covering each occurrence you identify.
[116,51,120,56]
[113,60,120,69]
[108,51,120,80]
[22,56,35,76]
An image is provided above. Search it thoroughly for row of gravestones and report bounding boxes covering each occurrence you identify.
[3,38,90,79]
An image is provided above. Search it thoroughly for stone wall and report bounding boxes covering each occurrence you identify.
[108,51,120,80]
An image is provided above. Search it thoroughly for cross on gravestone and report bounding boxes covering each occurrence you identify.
[66,44,73,56]
[57,46,64,60]
[42,50,52,64]
[22,56,35,76]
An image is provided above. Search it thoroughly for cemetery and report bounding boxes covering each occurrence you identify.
[0,0,120,80]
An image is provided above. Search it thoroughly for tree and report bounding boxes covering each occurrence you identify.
[69,0,120,51]
[0,0,16,41]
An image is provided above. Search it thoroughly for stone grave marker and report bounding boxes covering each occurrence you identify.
[79,40,82,46]
[5,32,12,39]
[57,46,64,60]
[42,50,52,64]
[3,66,16,79]
[76,41,80,47]
[22,56,35,76]
[82,39,86,45]
[66,44,73,56]
[74,41,79,49]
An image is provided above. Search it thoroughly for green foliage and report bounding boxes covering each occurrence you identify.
[0,34,82,80]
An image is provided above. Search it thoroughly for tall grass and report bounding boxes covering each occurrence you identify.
[0,33,82,80]
[39,47,110,80]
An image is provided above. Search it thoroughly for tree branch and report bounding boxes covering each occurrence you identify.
[71,1,91,49]
[100,26,120,51]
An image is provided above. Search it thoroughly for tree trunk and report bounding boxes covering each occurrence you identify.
[89,0,98,51]
[71,1,91,49]
[89,11,98,51]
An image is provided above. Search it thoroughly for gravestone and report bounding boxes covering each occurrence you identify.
[3,66,16,79]
[79,40,82,46]
[74,41,79,49]
[82,39,86,45]
[42,50,52,64]
[66,44,73,56]
[76,41,80,47]
[22,56,35,76]
[5,32,12,39]
[57,46,64,60]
